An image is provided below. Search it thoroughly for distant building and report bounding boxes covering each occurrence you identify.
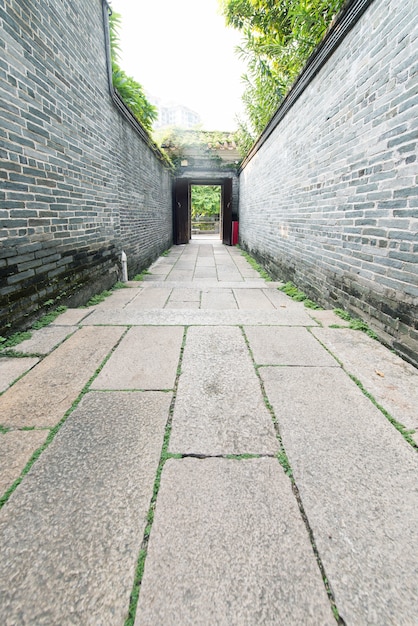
[149,95,201,129]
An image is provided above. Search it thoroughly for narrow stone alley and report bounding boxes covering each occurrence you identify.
[0,238,417,624]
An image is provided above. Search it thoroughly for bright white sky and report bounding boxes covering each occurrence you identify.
[109,0,246,131]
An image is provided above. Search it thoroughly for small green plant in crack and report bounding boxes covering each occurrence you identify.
[0,306,68,351]
[126,548,147,625]
[304,299,321,310]
[333,308,378,339]
[280,282,306,301]
[133,270,151,281]
[32,306,67,329]
[350,374,417,448]
[161,249,171,257]
[124,438,169,626]
[84,290,113,307]
[125,327,186,625]
[349,318,378,339]
[279,282,321,309]
[0,425,10,434]
[0,349,39,359]
[112,281,129,290]
[333,308,351,321]
[238,248,272,281]
[82,282,129,307]
[0,331,32,349]
[277,450,293,478]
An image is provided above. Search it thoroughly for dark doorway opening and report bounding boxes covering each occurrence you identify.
[173,178,233,245]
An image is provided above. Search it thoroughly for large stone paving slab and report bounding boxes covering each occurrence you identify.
[169,326,277,455]
[0,326,124,428]
[233,288,284,310]
[164,301,200,310]
[200,288,238,310]
[158,270,194,281]
[0,429,48,495]
[135,458,335,625]
[91,326,183,390]
[81,307,317,327]
[194,269,218,279]
[51,308,93,326]
[88,287,138,310]
[147,263,174,276]
[8,325,78,355]
[168,288,200,302]
[260,366,418,624]
[262,287,297,308]
[124,286,172,309]
[0,357,39,393]
[312,328,418,442]
[0,391,170,625]
[307,309,351,327]
[244,327,338,366]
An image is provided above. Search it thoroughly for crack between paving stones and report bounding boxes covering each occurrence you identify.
[91,388,174,393]
[165,453,277,460]
[240,325,346,625]
[307,328,418,451]
[162,287,173,309]
[256,364,339,369]
[124,325,188,626]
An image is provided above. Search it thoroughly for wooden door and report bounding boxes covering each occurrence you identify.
[222,178,233,246]
[174,179,190,244]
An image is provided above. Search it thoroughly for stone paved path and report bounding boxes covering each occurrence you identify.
[0,237,417,625]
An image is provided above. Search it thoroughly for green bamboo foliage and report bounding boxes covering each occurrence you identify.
[109,11,157,132]
[219,0,345,145]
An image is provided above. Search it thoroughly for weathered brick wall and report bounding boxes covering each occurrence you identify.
[239,0,418,366]
[0,0,172,336]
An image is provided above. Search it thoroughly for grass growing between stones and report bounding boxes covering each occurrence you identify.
[124,326,188,626]
[83,282,128,307]
[32,306,68,329]
[0,331,32,349]
[279,282,322,309]
[333,308,378,339]
[0,306,68,353]
[311,329,417,450]
[238,247,272,281]
[132,270,151,281]
[84,292,112,306]
[349,374,417,449]
[240,325,344,624]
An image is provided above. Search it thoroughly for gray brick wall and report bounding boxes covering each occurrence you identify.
[239,0,418,366]
[0,0,172,335]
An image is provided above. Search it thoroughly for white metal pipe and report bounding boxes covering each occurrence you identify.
[121,250,128,282]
